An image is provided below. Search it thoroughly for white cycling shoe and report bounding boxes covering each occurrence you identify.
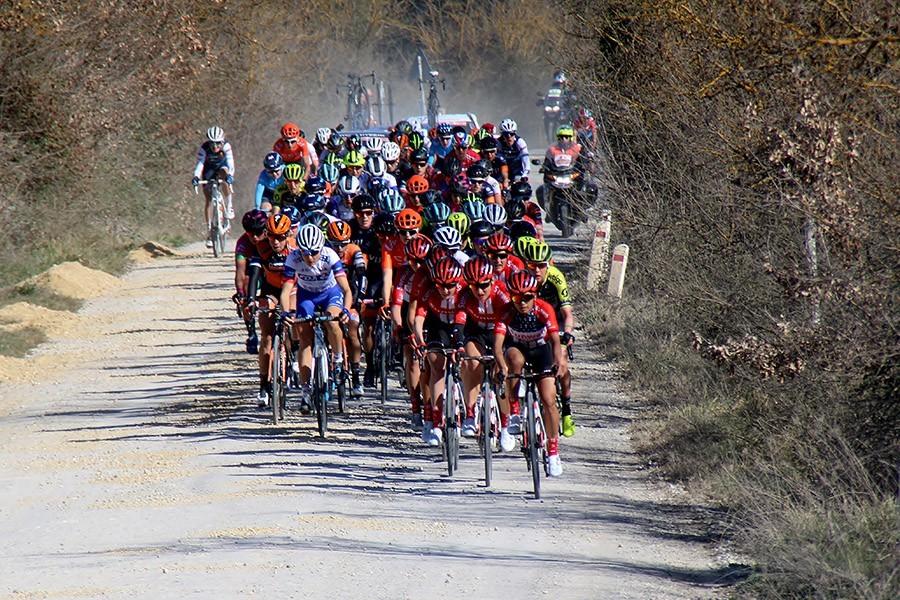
[429,426,443,447]
[499,428,516,452]
[462,418,477,437]
[548,454,563,477]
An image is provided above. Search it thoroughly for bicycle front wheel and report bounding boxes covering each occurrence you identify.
[271,331,284,425]
[314,352,329,438]
[379,321,389,405]
[482,386,495,487]
[526,389,541,499]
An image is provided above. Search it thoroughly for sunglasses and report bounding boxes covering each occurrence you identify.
[473,237,489,246]
[332,241,350,248]
[413,162,428,167]
[528,262,549,269]
[386,159,399,165]
[268,233,289,241]
[283,138,299,144]
[438,283,457,291]
[267,168,283,176]
[488,252,508,260]
[398,229,417,237]
[512,294,535,303]
[301,249,320,257]
[472,281,492,290]
[286,179,303,184]
[210,141,224,146]
[354,210,374,217]
[558,135,573,140]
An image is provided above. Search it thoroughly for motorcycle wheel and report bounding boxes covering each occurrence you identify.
[558,199,574,238]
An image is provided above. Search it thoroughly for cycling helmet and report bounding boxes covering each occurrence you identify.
[343,150,365,167]
[428,245,451,268]
[364,137,384,154]
[316,164,336,184]
[267,213,292,236]
[406,175,429,195]
[326,220,352,243]
[280,123,301,139]
[484,231,514,253]
[451,125,467,136]
[263,152,284,171]
[395,120,414,135]
[463,255,493,284]
[510,221,537,242]
[514,235,539,258]
[367,177,388,197]
[498,119,517,134]
[469,219,494,241]
[327,132,343,151]
[482,204,507,229]
[505,199,526,221]
[466,163,490,181]
[297,223,325,253]
[280,205,302,225]
[446,213,470,239]
[452,131,471,148]
[207,126,225,142]
[395,208,422,231]
[389,131,409,149]
[579,107,593,119]
[461,198,485,222]
[300,193,326,213]
[479,136,498,152]
[524,240,553,263]
[382,141,401,162]
[406,234,433,260]
[443,156,462,179]
[305,176,326,195]
[242,209,268,234]
[352,194,377,212]
[556,124,575,138]
[345,134,362,151]
[338,175,361,196]
[508,270,539,296]
[379,189,405,215]
[421,190,442,207]
[410,147,429,164]
[449,174,469,196]
[324,152,342,165]
[474,126,492,144]
[408,131,425,151]
[316,127,332,144]
[283,163,306,181]
[433,225,462,251]
[432,256,463,286]
[436,122,453,137]
[365,155,386,177]
[424,201,451,226]
[552,70,567,85]
[509,180,532,201]
[372,212,396,236]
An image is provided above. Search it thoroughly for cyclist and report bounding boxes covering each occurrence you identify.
[433,224,470,266]
[327,220,367,397]
[479,136,509,190]
[391,234,433,430]
[421,201,451,239]
[497,119,531,183]
[573,107,599,147]
[313,127,333,157]
[271,163,307,214]
[493,270,564,477]
[274,122,317,177]
[281,224,352,413]
[361,154,398,192]
[484,231,524,284]
[192,126,235,244]
[245,214,297,408]
[233,209,268,354]
[466,162,502,204]
[401,175,430,212]
[254,152,284,212]
[380,208,420,319]
[454,256,511,442]
[413,257,465,446]
[523,241,576,437]
[360,211,394,387]
[467,220,495,258]
[340,150,366,181]
[427,122,455,167]
[328,175,361,221]
[450,131,481,171]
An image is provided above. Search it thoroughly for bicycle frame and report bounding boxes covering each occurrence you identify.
[195,178,229,257]
[508,368,555,499]
[462,355,498,487]
[294,312,341,438]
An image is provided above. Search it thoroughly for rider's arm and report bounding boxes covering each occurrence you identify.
[413,313,426,348]
[492,326,507,374]
[518,138,530,178]
[336,272,353,312]
[246,262,262,302]
[280,252,299,311]
[193,146,207,179]
[224,143,235,176]
[234,257,248,296]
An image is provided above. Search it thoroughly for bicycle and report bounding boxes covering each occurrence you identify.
[461,355,499,487]
[342,72,376,130]
[194,178,230,257]
[374,314,392,406]
[263,308,296,426]
[291,312,342,438]
[507,366,557,499]
[425,348,464,476]
[421,70,444,130]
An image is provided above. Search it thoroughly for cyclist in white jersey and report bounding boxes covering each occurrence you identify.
[282,224,352,412]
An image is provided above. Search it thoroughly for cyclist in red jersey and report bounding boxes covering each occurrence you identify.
[454,257,511,439]
[380,209,421,319]
[413,256,465,446]
[493,271,564,477]
[273,122,317,177]
[484,231,525,284]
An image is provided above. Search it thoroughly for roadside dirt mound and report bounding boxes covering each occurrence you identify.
[17,261,120,300]
[0,302,83,337]
[128,241,180,262]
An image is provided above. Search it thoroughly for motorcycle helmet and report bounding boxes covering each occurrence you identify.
[556,124,575,139]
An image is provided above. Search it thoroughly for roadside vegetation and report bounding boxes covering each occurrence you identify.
[2,1,896,595]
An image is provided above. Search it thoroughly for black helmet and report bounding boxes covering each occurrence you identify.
[469,219,494,240]
[421,190,442,207]
[327,132,343,150]
[505,199,526,221]
[372,212,396,236]
[509,220,537,241]
[352,194,377,212]
[479,136,498,151]
[509,180,532,201]
[466,163,490,180]
[346,134,362,151]
[410,147,429,164]
[395,120,413,135]
[443,156,462,179]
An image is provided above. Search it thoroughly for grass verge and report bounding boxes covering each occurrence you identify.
[0,326,48,358]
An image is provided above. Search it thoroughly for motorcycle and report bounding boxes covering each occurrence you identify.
[533,155,598,238]
[537,87,565,144]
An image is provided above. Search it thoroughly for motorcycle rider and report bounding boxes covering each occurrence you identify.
[496,119,530,183]
[539,124,597,229]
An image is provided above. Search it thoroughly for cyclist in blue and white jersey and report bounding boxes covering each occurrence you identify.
[255,152,284,212]
[327,175,360,222]
[359,154,398,192]
[496,119,531,182]
[282,224,352,413]
[427,122,455,167]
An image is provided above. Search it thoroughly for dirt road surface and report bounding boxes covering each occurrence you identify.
[1,229,731,599]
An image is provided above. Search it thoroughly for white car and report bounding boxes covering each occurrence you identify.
[405,113,480,137]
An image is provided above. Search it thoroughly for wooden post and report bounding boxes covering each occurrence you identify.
[586,209,612,290]
[607,244,629,298]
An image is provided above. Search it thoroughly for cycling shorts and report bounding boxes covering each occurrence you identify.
[504,341,554,374]
[296,283,343,320]
[424,314,455,349]
[464,331,494,353]
[202,161,229,182]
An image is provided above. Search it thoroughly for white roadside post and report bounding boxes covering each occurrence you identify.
[607,244,629,298]
[586,209,612,290]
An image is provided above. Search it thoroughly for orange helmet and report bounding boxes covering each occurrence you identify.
[406,175,429,195]
[267,214,292,236]
[280,123,301,139]
[326,220,352,243]
[394,208,422,231]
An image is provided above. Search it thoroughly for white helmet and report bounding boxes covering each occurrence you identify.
[338,174,361,196]
[365,155,386,178]
[381,141,401,162]
[297,224,325,253]
[499,119,517,134]
[206,126,225,142]
[364,137,384,154]
[316,128,332,144]
[483,203,507,228]
[433,225,462,252]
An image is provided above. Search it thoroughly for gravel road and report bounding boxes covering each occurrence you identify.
[0,227,730,599]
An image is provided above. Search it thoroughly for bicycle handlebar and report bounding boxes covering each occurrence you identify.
[459,355,496,365]
[507,365,559,381]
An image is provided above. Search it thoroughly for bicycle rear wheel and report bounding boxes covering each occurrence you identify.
[271,331,284,425]
[314,352,329,438]
[526,389,541,499]
[482,385,495,487]
[379,320,389,405]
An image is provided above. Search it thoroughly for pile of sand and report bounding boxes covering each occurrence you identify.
[128,241,180,263]
[0,302,83,337]
[17,261,120,300]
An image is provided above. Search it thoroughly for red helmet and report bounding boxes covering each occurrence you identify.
[463,256,493,284]
[428,245,451,270]
[507,270,538,296]
[394,208,422,231]
[432,256,462,286]
[280,123,301,139]
[326,220,352,243]
[406,175,429,195]
[484,231,514,253]
[405,234,433,260]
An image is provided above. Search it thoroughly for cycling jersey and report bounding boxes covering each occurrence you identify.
[498,136,530,180]
[249,238,297,290]
[193,141,234,180]
[381,235,409,272]
[326,196,355,221]
[272,182,305,210]
[336,243,367,302]
[235,233,255,260]
[538,265,572,318]
[283,246,346,293]
[454,283,510,333]
[255,169,283,208]
[417,284,465,348]
[452,148,482,171]
[391,264,417,306]
[495,299,558,347]
[359,172,398,192]
[274,137,313,166]
[427,139,454,165]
